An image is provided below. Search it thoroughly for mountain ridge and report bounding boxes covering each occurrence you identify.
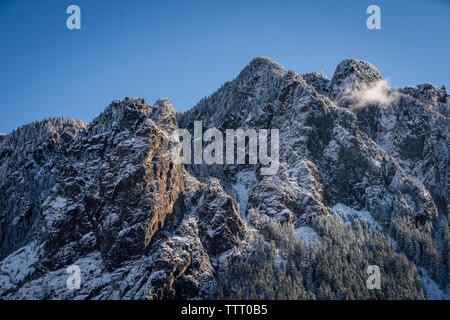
[0,57,448,299]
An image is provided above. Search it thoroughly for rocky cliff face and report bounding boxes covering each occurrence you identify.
[0,97,249,299]
[179,57,449,298]
[39,98,187,271]
[179,58,444,227]
[0,57,448,299]
[0,118,86,261]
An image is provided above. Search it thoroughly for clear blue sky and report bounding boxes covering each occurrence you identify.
[0,0,448,133]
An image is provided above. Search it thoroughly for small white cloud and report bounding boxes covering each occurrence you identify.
[345,79,399,109]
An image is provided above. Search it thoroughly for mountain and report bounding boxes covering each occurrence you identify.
[0,58,448,299]
[0,118,86,260]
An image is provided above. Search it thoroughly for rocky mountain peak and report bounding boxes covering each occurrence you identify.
[151,98,178,131]
[332,58,382,83]
[89,97,151,133]
[301,72,331,96]
[330,58,384,102]
[178,57,288,130]
[239,56,286,78]
[416,83,448,106]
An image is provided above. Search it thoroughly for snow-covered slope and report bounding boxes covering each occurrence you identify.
[0,118,86,260]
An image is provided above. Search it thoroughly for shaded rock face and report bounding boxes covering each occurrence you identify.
[147,216,215,300]
[352,86,449,218]
[146,176,248,300]
[0,57,448,299]
[302,72,330,96]
[196,179,247,255]
[178,57,448,295]
[178,57,287,132]
[179,57,441,228]
[273,77,437,227]
[0,118,86,260]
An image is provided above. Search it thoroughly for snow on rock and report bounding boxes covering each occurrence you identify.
[331,203,382,232]
[0,118,86,260]
[0,242,39,289]
[232,170,256,221]
[294,226,322,245]
[147,215,215,300]
[9,251,109,300]
[419,268,449,300]
[275,249,286,268]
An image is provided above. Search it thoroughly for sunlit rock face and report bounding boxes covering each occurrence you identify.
[38,97,188,270]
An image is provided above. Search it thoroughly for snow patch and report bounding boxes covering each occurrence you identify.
[50,196,67,210]
[0,242,39,284]
[233,183,248,217]
[331,203,382,231]
[419,268,448,300]
[232,171,256,221]
[294,226,322,245]
[275,249,286,268]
